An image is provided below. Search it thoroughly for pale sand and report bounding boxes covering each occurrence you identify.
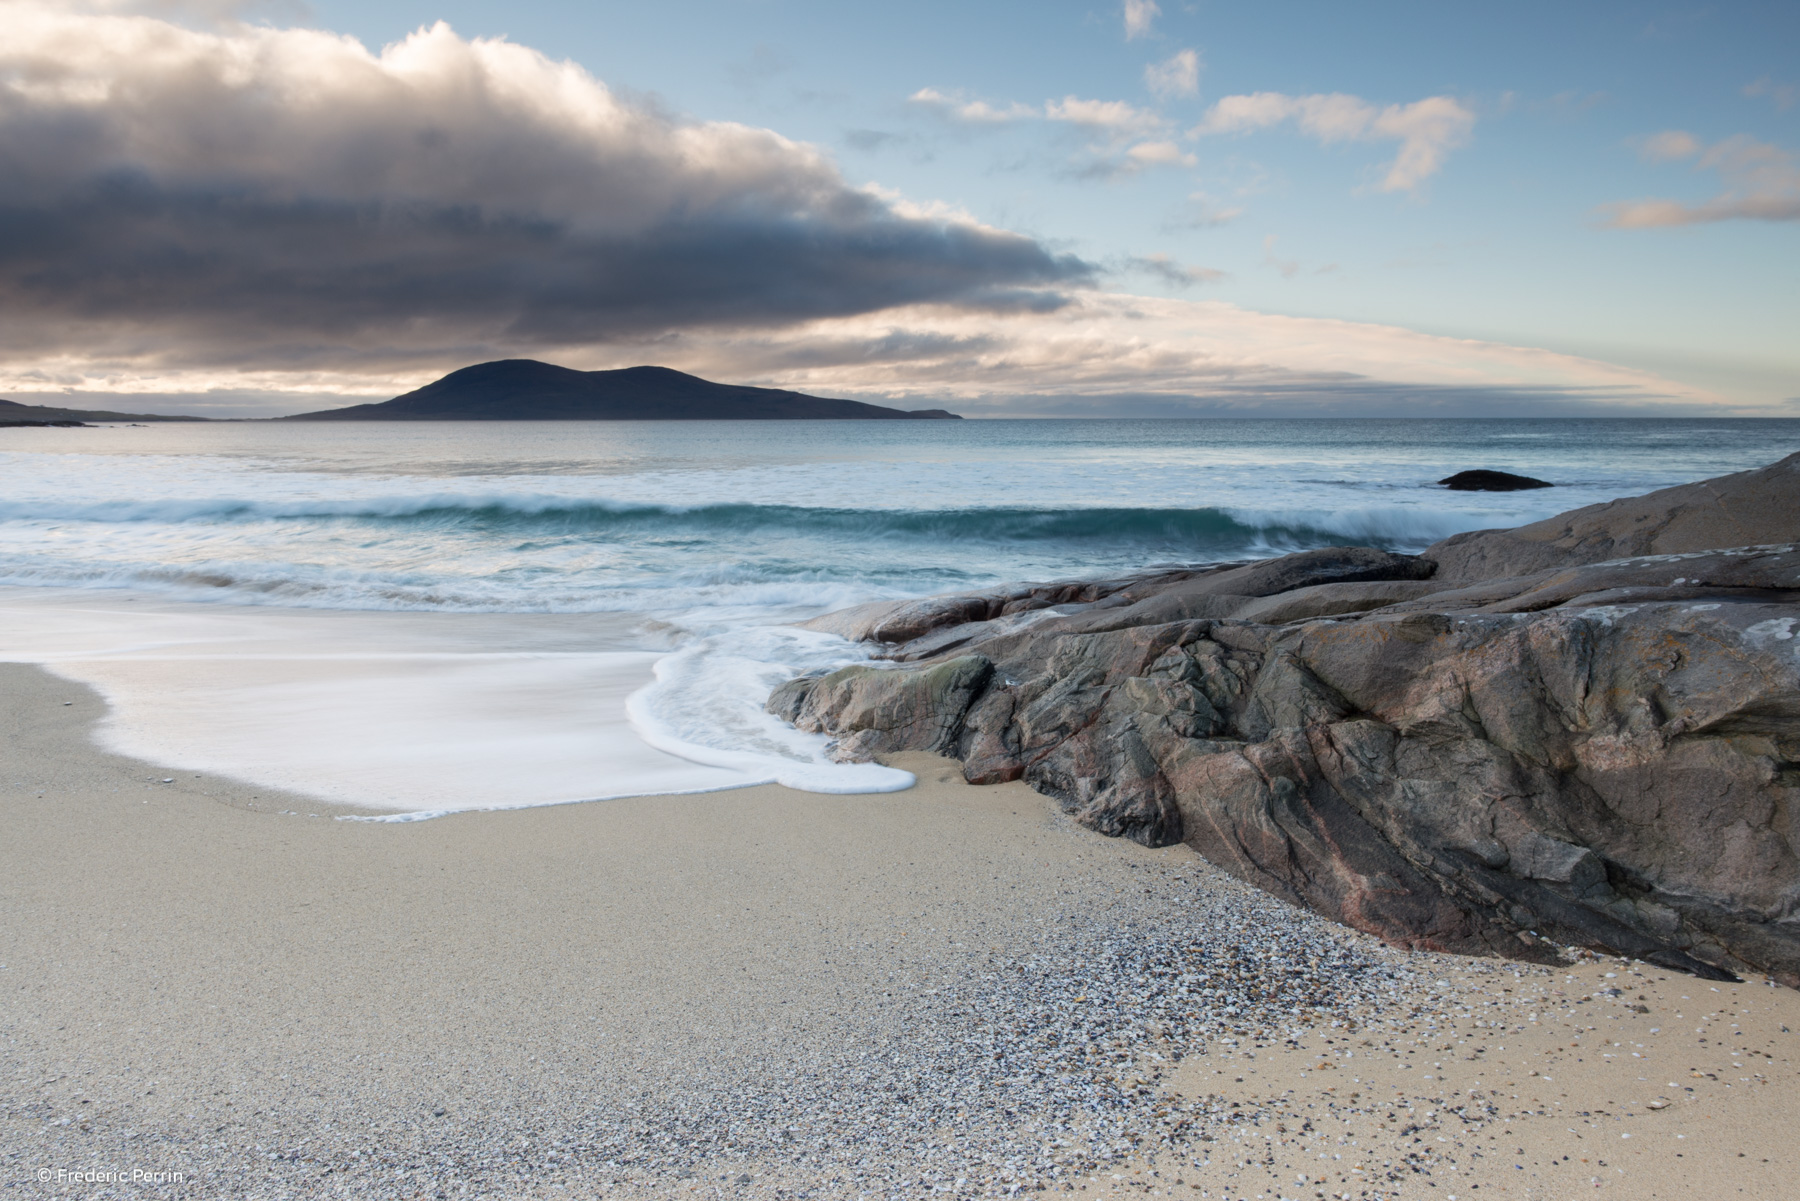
[1097,960,1800,1201]
[4,661,1797,1200]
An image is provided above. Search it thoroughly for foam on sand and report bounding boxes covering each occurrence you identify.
[0,588,910,813]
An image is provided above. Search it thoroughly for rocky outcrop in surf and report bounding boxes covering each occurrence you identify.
[768,452,1800,985]
[1438,469,1553,491]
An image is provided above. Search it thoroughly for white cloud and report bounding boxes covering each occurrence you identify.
[1144,48,1199,99]
[9,292,1714,416]
[1125,141,1195,168]
[1605,134,1800,227]
[907,87,1036,124]
[66,0,300,20]
[1193,91,1475,192]
[911,88,1174,177]
[1045,95,1162,134]
[1122,0,1160,40]
[636,293,1719,415]
[912,89,1167,144]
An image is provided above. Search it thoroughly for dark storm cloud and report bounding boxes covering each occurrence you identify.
[0,9,1091,365]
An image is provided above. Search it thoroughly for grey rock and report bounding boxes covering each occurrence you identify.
[770,456,1800,985]
[1232,579,1450,624]
[797,568,1215,644]
[773,655,994,758]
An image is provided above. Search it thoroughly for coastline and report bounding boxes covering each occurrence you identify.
[7,661,1798,1199]
[0,586,870,813]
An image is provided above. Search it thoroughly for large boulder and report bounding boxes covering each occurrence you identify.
[768,456,1800,984]
[777,591,1800,982]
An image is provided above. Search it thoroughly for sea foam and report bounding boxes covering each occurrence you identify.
[0,590,907,812]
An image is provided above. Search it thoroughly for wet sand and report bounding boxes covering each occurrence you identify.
[4,662,1797,1200]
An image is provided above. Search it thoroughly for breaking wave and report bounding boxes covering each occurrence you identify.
[3,495,1485,552]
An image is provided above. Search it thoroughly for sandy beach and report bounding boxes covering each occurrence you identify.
[5,660,1798,1200]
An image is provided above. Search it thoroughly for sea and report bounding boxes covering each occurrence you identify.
[3,417,1793,816]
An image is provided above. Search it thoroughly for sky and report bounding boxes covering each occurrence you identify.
[1,0,1795,417]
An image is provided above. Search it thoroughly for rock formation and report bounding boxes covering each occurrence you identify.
[769,453,1800,984]
[1439,469,1553,491]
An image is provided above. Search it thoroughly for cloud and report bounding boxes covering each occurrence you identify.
[12,291,1716,417]
[0,4,1091,372]
[1124,141,1195,168]
[599,293,1721,417]
[1193,91,1475,192]
[1144,49,1199,100]
[1124,254,1226,287]
[1638,129,1701,162]
[1122,0,1159,40]
[911,89,1171,171]
[80,0,306,21]
[907,87,1037,124]
[1045,95,1163,134]
[912,91,1162,139]
[1604,134,1800,227]
[1743,77,1796,112]
[1062,140,1192,183]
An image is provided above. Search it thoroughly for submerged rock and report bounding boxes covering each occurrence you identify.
[769,455,1800,985]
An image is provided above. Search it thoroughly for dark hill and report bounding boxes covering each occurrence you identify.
[283,361,962,421]
[1,398,208,426]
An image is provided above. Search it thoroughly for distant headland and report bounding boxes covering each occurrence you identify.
[0,398,207,427]
[283,360,962,422]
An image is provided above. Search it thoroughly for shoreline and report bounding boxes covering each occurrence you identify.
[0,586,837,814]
[6,662,1799,1199]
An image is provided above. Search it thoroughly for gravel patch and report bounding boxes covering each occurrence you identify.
[11,858,1526,1200]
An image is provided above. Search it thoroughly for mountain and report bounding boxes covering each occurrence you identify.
[1,398,208,426]
[283,361,962,421]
